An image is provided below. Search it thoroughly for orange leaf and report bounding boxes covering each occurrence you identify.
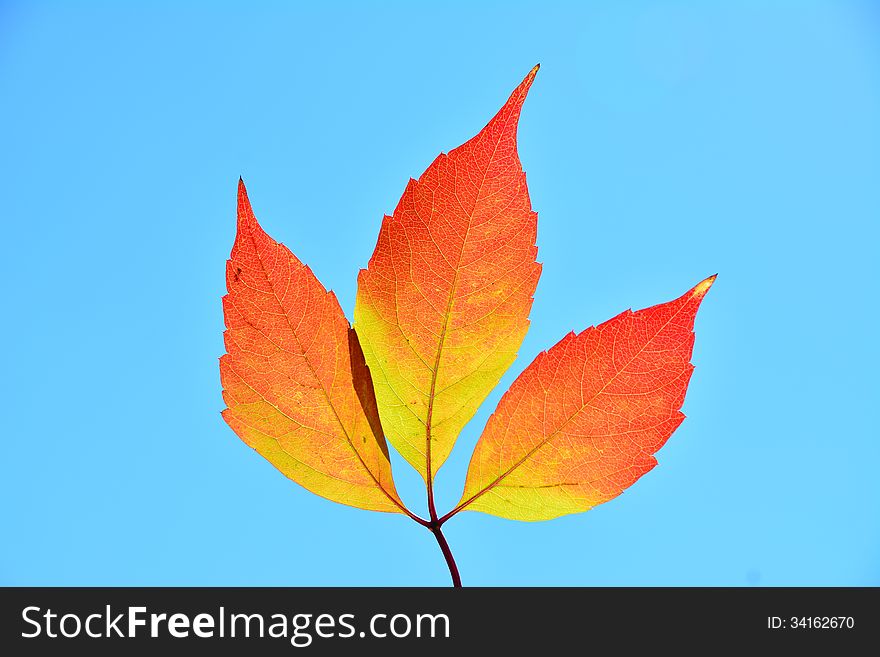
[452,276,716,521]
[220,180,405,514]
[353,66,542,484]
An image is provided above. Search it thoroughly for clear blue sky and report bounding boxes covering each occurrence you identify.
[2,0,878,586]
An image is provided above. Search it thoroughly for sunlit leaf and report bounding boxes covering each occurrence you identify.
[220,181,405,514]
[354,66,542,483]
[453,277,715,521]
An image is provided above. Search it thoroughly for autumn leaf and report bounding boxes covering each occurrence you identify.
[220,180,409,515]
[218,65,716,586]
[353,65,542,496]
[446,276,716,522]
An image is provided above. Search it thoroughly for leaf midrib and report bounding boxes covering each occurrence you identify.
[423,103,521,486]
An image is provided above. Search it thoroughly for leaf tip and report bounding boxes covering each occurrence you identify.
[236,178,255,229]
[519,64,540,94]
[499,65,541,119]
[693,274,717,298]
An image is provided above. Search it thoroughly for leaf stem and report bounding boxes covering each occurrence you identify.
[429,523,462,587]
[425,406,439,524]
[436,506,461,525]
[403,508,432,527]
[426,466,439,523]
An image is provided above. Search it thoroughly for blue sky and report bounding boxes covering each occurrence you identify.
[1,0,878,585]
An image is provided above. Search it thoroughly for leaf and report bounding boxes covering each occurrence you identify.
[353,66,542,483]
[452,276,716,521]
[218,65,718,586]
[220,180,406,514]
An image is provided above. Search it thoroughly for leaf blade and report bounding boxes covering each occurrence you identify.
[220,180,404,514]
[454,276,716,521]
[354,66,542,481]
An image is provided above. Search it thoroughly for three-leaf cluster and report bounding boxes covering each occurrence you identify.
[220,66,714,585]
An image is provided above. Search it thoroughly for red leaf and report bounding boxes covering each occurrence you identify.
[220,180,405,514]
[452,276,716,521]
[353,66,542,485]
